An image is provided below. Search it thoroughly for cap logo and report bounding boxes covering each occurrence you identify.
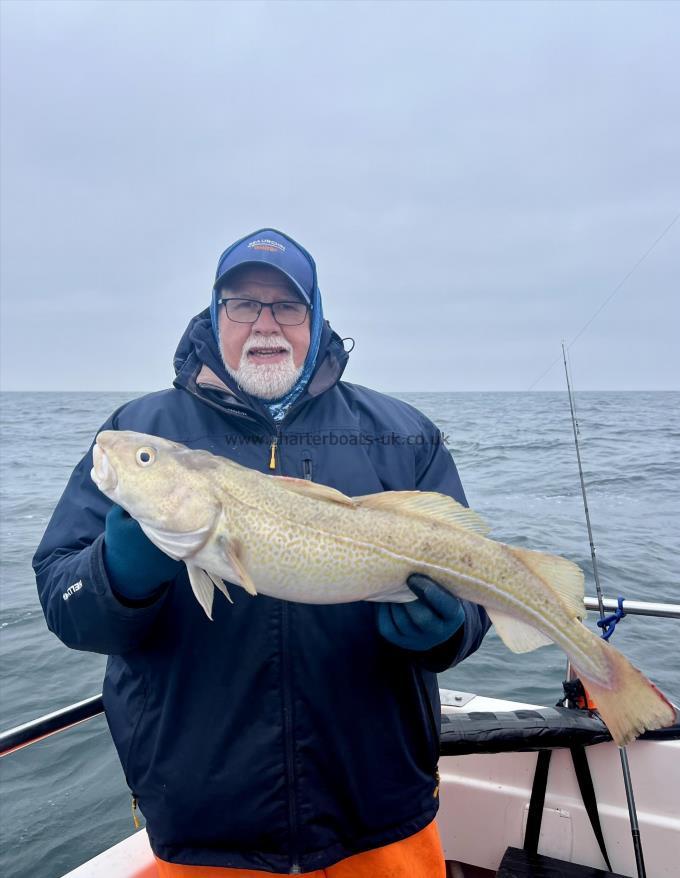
[248,238,286,253]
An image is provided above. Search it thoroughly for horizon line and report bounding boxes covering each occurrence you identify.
[1,388,678,395]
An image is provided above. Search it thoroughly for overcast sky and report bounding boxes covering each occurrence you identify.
[1,0,678,392]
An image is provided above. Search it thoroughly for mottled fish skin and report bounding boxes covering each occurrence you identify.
[91,429,676,746]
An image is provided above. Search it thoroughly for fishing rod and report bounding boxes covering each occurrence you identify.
[529,212,679,390]
[562,345,606,617]
[562,342,647,878]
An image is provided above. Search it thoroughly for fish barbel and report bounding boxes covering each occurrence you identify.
[91,429,675,746]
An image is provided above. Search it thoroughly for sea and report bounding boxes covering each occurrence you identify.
[1,390,678,878]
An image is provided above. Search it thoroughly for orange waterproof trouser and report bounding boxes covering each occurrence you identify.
[154,819,445,877]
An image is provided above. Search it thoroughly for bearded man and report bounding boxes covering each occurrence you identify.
[34,229,490,877]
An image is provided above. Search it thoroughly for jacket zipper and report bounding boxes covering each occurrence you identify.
[184,382,296,475]
[281,601,301,872]
[186,387,304,865]
[273,431,300,872]
[131,794,140,829]
[269,425,283,470]
[415,668,440,796]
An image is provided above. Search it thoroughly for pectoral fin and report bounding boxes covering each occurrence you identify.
[227,540,258,596]
[486,607,552,653]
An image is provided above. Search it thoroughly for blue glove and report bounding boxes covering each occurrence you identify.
[103,505,182,602]
[377,574,466,652]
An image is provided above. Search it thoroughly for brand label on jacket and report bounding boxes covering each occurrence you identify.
[63,581,83,600]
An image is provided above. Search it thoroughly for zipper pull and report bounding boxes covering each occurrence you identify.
[131,795,141,829]
[433,768,440,798]
[269,436,278,470]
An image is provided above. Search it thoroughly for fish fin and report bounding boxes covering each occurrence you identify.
[274,476,356,507]
[227,540,258,596]
[486,607,552,653]
[572,638,677,746]
[206,570,233,604]
[138,521,212,559]
[186,564,215,620]
[366,587,418,603]
[508,546,585,620]
[355,491,490,535]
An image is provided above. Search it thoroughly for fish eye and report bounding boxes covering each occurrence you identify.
[136,447,156,467]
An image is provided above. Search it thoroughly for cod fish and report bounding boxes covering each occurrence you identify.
[91,429,675,746]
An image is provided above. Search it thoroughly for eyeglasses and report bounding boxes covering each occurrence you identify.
[218,297,309,326]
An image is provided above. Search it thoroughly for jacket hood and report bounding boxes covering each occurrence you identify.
[172,309,349,425]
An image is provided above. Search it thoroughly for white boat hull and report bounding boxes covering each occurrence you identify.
[439,692,680,877]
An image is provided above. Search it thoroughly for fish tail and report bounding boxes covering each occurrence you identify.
[572,638,676,746]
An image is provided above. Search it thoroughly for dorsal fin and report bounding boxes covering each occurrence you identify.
[508,545,585,620]
[354,491,490,535]
[274,476,356,507]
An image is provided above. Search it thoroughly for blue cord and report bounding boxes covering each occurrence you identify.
[596,596,626,641]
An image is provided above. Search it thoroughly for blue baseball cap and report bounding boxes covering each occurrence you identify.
[213,229,314,304]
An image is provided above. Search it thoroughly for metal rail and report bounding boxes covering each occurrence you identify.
[1,597,677,759]
[583,597,680,619]
[0,694,103,758]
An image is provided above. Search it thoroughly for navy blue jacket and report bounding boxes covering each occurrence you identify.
[33,312,490,873]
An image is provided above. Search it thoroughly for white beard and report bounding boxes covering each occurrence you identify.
[224,336,303,400]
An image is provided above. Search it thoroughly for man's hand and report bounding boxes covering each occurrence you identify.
[103,505,182,602]
[377,574,465,652]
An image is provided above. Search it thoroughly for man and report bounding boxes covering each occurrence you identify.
[34,229,490,877]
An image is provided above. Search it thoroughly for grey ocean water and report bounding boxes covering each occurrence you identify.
[1,391,678,878]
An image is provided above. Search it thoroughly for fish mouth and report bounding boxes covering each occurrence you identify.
[91,442,118,495]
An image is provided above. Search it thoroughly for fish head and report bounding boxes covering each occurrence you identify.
[92,430,222,557]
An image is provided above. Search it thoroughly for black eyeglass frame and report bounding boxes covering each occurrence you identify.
[217,297,311,326]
